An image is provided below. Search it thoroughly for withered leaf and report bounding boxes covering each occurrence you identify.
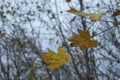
[113,9,120,16]
[67,7,105,21]
[41,47,69,70]
[68,28,97,49]
[66,0,71,3]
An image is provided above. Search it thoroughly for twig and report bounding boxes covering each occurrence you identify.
[93,26,114,37]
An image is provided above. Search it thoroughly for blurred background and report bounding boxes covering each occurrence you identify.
[0,0,120,80]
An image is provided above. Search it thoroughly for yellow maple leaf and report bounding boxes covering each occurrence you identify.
[41,47,69,70]
[68,28,97,49]
[67,7,105,21]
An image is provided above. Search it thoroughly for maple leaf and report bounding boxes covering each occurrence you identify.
[113,9,120,16]
[88,13,106,21]
[68,29,97,49]
[67,8,89,16]
[41,47,69,70]
[67,7,105,21]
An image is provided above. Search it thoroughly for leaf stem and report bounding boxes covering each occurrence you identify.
[88,22,95,30]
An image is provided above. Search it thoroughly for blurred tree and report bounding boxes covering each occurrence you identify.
[0,0,120,80]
